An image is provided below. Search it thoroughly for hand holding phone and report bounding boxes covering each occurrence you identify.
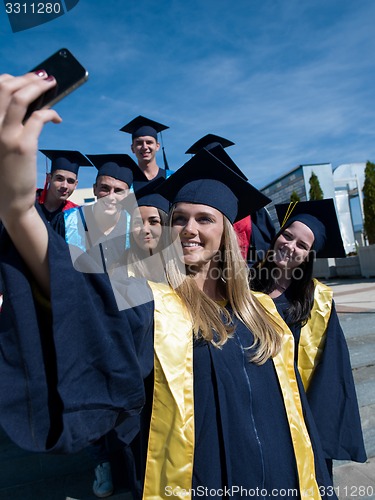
[24,48,89,122]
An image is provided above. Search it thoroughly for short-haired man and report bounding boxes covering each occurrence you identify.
[120,115,173,191]
[36,149,92,224]
[60,153,140,274]
[59,154,141,497]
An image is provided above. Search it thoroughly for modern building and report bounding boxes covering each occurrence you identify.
[333,163,366,249]
[260,162,367,255]
[261,163,334,222]
[69,188,95,205]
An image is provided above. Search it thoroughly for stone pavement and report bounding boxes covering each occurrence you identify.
[327,278,375,314]
[0,278,374,499]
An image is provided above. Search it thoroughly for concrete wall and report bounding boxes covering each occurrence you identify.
[358,245,375,278]
[314,249,375,279]
[335,255,361,277]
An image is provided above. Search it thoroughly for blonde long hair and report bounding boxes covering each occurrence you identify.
[165,210,283,364]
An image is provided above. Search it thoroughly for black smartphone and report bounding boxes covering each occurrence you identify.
[24,48,89,122]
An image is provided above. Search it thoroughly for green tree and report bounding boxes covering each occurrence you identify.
[290,190,300,203]
[363,160,375,245]
[309,171,324,200]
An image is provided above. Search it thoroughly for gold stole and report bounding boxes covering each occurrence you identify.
[254,292,322,500]
[143,282,195,499]
[298,279,333,391]
[144,283,321,500]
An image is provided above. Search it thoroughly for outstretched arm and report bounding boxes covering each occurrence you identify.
[0,71,62,295]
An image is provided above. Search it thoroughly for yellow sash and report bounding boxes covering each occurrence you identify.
[253,292,321,500]
[143,282,195,500]
[144,283,321,500]
[298,279,333,391]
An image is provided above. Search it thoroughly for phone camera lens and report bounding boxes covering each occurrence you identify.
[59,50,68,58]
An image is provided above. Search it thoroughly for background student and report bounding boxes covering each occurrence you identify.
[251,199,367,476]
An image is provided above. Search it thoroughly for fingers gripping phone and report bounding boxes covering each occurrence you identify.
[24,48,89,122]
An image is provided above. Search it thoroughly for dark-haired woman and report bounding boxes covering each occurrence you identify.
[251,201,367,476]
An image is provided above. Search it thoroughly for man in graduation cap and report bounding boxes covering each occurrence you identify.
[36,149,92,225]
[60,154,140,277]
[60,154,141,497]
[120,115,173,192]
[185,134,276,264]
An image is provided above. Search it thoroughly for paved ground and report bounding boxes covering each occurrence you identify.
[324,278,375,500]
[328,278,375,314]
[0,278,374,499]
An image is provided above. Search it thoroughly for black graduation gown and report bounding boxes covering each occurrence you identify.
[248,208,276,265]
[34,190,77,230]
[132,167,167,192]
[0,225,154,454]
[273,292,367,464]
[0,226,337,498]
[191,326,336,499]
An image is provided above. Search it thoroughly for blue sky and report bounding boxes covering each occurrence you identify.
[1,0,375,191]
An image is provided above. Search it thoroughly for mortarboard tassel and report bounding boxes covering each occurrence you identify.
[162,147,170,171]
[159,130,170,170]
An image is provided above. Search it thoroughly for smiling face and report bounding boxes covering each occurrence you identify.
[171,202,224,272]
[93,175,129,216]
[47,169,78,203]
[273,221,315,270]
[131,135,160,166]
[132,206,163,252]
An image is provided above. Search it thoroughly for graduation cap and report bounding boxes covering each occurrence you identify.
[185,135,247,181]
[39,149,92,175]
[134,178,170,214]
[155,148,271,224]
[86,154,139,187]
[205,144,248,181]
[120,115,169,141]
[120,115,170,170]
[185,134,235,154]
[274,199,345,258]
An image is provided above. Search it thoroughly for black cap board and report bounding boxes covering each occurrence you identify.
[134,178,170,214]
[86,154,139,187]
[120,115,169,140]
[185,136,247,181]
[155,148,271,224]
[185,134,235,154]
[39,149,92,175]
[206,144,248,181]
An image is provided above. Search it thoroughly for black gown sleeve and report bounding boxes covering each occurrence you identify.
[249,207,276,263]
[0,224,154,454]
[306,301,367,462]
[273,293,366,463]
[50,210,66,238]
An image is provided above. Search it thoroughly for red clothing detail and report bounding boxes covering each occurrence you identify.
[62,200,79,211]
[36,189,78,211]
[233,216,252,260]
